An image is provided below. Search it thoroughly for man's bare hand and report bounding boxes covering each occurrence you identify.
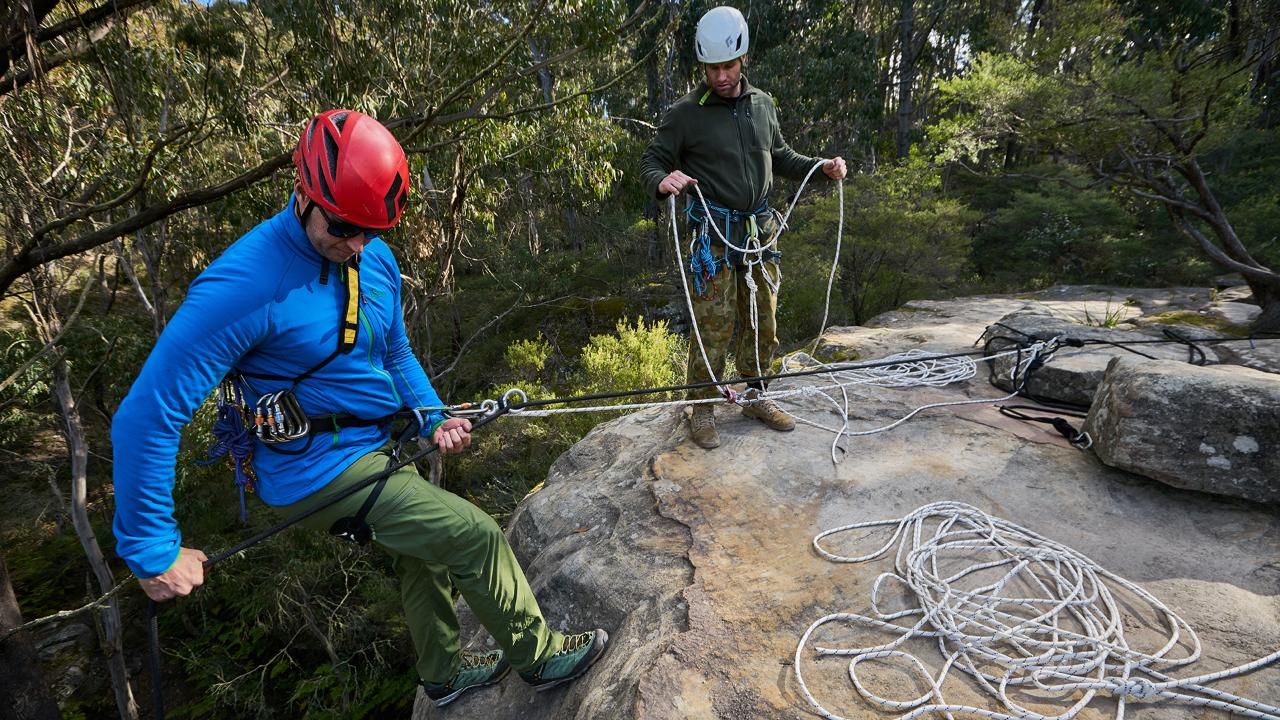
[658,170,698,196]
[139,547,207,602]
[823,157,848,181]
[433,417,473,455]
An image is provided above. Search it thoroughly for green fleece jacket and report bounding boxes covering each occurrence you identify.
[640,77,822,211]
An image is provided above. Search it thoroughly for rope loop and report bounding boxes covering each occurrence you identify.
[501,387,528,409]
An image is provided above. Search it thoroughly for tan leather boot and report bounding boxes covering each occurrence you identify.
[688,405,720,449]
[741,392,795,431]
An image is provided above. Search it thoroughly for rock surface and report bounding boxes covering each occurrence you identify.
[1214,340,1280,375]
[413,287,1280,720]
[1087,356,1280,503]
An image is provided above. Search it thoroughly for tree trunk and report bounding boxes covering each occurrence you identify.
[0,556,62,720]
[1025,0,1046,44]
[1247,280,1280,333]
[896,0,915,159]
[51,355,139,720]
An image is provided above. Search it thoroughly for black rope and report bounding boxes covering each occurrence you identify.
[998,404,1092,448]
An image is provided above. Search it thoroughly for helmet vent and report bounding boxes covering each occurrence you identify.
[383,173,404,224]
[317,166,337,205]
[735,34,742,51]
[323,128,340,177]
[331,111,350,134]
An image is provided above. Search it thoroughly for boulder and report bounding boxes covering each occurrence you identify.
[1214,339,1280,375]
[978,310,1219,407]
[1207,301,1262,326]
[1086,356,1280,503]
[413,288,1280,720]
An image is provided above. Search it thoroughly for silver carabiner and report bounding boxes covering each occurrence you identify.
[253,389,310,444]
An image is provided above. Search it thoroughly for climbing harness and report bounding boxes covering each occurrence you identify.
[794,502,1280,720]
[669,158,833,389]
[147,397,510,720]
[203,256,366,509]
[684,197,778,298]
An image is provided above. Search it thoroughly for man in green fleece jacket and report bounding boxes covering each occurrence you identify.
[640,5,847,449]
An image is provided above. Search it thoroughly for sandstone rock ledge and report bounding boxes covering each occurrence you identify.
[415,287,1280,720]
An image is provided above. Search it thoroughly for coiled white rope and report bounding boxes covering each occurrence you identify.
[794,501,1280,720]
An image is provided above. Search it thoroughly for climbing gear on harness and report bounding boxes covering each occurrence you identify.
[695,6,749,64]
[148,398,515,720]
[294,109,410,229]
[519,629,610,690]
[686,198,780,266]
[689,405,720,449]
[199,378,258,523]
[421,650,511,707]
[253,389,310,444]
[740,389,795,432]
[206,254,362,478]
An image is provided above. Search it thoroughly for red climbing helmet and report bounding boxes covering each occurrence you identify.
[293,109,410,230]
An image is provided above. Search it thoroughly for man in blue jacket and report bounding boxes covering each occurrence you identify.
[111,109,606,707]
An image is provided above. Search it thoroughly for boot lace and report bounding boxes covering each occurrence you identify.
[460,651,498,670]
[556,631,593,656]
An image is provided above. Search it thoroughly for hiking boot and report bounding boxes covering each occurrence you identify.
[519,629,609,691]
[741,392,795,431]
[421,649,510,707]
[688,406,720,449]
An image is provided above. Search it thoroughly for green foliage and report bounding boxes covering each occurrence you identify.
[787,161,978,325]
[578,317,681,398]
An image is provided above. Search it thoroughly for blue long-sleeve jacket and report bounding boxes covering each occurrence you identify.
[112,197,445,578]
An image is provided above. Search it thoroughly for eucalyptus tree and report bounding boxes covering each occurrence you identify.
[935,0,1280,330]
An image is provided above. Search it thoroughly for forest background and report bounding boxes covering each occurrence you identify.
[1,0,1278,717]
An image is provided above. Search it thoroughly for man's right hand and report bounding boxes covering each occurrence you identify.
[658,170,697,196]
[139,546,208,602]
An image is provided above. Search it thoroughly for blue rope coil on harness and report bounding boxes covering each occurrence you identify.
[685,199,779,297]
[199,402,257,524]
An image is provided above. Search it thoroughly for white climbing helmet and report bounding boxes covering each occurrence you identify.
[695,6,749,64]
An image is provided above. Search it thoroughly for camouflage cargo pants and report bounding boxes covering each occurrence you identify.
[683,213,782,400]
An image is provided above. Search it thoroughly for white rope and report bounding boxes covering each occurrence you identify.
[769,344,1044,463]
[669,193,722,392]
[680,159,833,388]
[810,177,843,357]
[794,501,1280,720]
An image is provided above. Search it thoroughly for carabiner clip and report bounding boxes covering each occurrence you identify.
[253,389,310,444]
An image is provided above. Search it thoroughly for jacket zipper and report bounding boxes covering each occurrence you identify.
[359,307,402,407]
[733,102,749,190]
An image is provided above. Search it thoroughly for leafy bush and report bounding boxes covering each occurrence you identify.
[786,160,978,326]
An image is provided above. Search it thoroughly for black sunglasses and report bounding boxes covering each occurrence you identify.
[303,201,378,239]
[320,207,378,239]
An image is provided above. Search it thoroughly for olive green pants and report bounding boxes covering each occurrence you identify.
[685,241,781,401]
[278,446,562,683]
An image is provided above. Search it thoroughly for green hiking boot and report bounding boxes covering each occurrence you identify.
[421,649,510,707]
[689,405,720,449]
[519,629,609,691]
[741,391,795,431]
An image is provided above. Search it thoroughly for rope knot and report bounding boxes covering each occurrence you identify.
[1116,678,1157,701]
